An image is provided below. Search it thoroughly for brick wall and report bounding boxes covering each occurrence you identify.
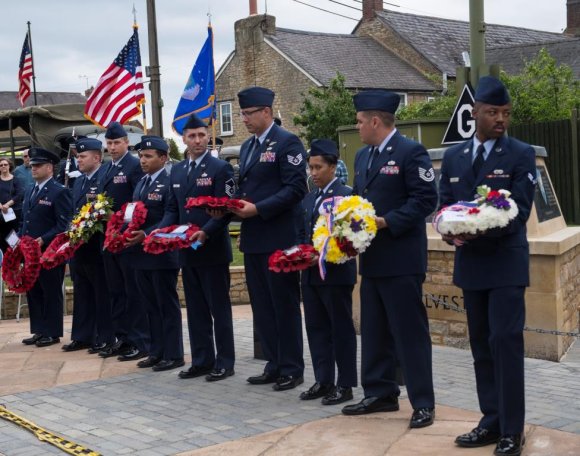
[560,244,580,350]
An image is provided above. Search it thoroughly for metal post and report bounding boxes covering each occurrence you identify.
[469,0,486,88]
[146,0,163,136]
[9,117,15,163]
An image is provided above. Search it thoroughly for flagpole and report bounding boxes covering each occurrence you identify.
[27,21,38,106]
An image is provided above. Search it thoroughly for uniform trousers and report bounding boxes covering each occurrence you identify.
[136,268,183,360]
[27,265,65,337]
[102,252,149,352]
[244,253,304,377]
[464,286,526,435]
[181,264,235,369]
[301,284,357,387]
[360,274,434,409]
[70,258,113,345]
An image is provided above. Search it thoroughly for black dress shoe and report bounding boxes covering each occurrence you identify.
[178,364,213,379]
[455,427,501,448]
[62,340,91,352]
[117,347,148,362]
[137,356,161,368]
[88,343,107,354]
[247,372,278,385]
[299,382,334,400]
[321,386,353,405]
[342,395,399,415]
[152,358,185,371]
[410,407,435,428]
[494,434,525,455]
[22,334,42,345]
[98,340,127,358]
[272,375,304,391]
[205,368,235,382]
[35,337,60,347]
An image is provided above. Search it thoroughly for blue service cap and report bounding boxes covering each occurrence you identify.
[183,113,207,131]
[353,89,400,114]
[309,139,338,158]
[237,86,275,109]
[104,121,128,139]
[75,137,103,152]
[29,147,60,165]
[474,76,511,106]
[136,135,168,154]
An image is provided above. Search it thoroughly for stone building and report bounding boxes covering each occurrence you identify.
[215,0,578,146]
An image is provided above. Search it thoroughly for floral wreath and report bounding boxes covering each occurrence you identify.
[312,195,377,279]
[1,236,42,293]
[268,244,319,273]
[104,201,148,253]
[40,233,84,270]
[142,224,200,254]
[185,196,245,210]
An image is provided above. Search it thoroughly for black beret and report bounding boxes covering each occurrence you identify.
[183,113,207,130]
[309,139,338,158]
[76,137,103,152]
[29,147,60,165]
[136,135,169,154]
[105,121,128,139]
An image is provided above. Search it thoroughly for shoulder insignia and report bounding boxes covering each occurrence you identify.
[419,167,435,182]
[287,154,303,166]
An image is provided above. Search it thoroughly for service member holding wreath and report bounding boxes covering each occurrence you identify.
[20,147,72,347]
[439,76,536,456]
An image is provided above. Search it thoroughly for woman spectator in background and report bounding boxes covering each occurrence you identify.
[0,158,24,251]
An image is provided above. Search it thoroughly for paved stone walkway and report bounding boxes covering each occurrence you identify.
[0,306,578,455]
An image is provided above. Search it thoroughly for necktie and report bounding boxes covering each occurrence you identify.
[81,175,89,194]
[140,176,151,199]
[367,146,380,176]
[473,144,486,176]
[187,161,196,183]
[30,185,40,202]
[315,189,324,206]
[245,138,260,168]
[106,162,116,178]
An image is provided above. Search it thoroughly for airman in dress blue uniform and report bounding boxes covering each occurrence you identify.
[342,90,437,429]
[124,135,184,372]
[230,87,308,391]
[62,138,113,353]
[160,114,236,382]
[298,139,357,405]
[20,147,73,348]
[97,122,148,361]
[440,77,536,456]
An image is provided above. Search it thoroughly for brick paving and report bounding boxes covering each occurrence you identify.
[0,307,578,455]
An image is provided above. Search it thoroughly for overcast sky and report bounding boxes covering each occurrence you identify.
[1,0,569,140]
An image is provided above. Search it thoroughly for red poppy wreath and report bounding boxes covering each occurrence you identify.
[104,201,148,253]
[40,232,84,269]
[142,224,200,254]
[268,244,319,273]
[185,196,245,211]
[1,236,42,293]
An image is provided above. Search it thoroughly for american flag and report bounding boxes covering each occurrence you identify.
[84,27,145,127]
[18,32,33,107]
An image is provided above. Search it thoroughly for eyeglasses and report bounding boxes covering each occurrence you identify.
[239,108,265,118]
[0,164,8,167]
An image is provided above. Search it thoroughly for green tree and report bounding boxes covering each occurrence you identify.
[501,49,580,123]
[397,79,456,121]
[293,72,357,146]
[166,137,183,161]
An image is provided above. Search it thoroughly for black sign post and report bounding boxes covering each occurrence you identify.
[442,84,476,145]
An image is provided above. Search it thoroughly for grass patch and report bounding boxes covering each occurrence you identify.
[230,235,244,266]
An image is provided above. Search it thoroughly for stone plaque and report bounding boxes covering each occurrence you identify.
[534,165,561,223]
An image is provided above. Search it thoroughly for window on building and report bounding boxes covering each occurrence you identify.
[396,93,408,108]
[219,102,233,136]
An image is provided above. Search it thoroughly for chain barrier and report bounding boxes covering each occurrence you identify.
[424,293,580,338]
[0,405,101,456]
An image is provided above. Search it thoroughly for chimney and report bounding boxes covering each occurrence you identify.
[249,0,258,16]
[565,0,580,36]
[362,0,383,22]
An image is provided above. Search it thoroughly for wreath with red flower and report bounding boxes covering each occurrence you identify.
[142,224,200,254]
[104,201,148,253]
[1,236,42,293]
[40,233,84,270]
[185,196,245,210]
[268,244,319,273]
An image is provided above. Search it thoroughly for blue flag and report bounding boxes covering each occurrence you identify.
[172,26,215,135]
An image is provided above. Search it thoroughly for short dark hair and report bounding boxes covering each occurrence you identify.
[363,110,395,127]
[308,153,338,166]
[0,158,13,172]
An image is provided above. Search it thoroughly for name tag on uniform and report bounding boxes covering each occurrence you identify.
[380,165,399,175]
[196,177,212,186]
[147,193,163,201]
[173,184,180,188]
[260,152,276,162]
[38,199,52,206]
[113,175,127,184]
[450,177,460,183]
